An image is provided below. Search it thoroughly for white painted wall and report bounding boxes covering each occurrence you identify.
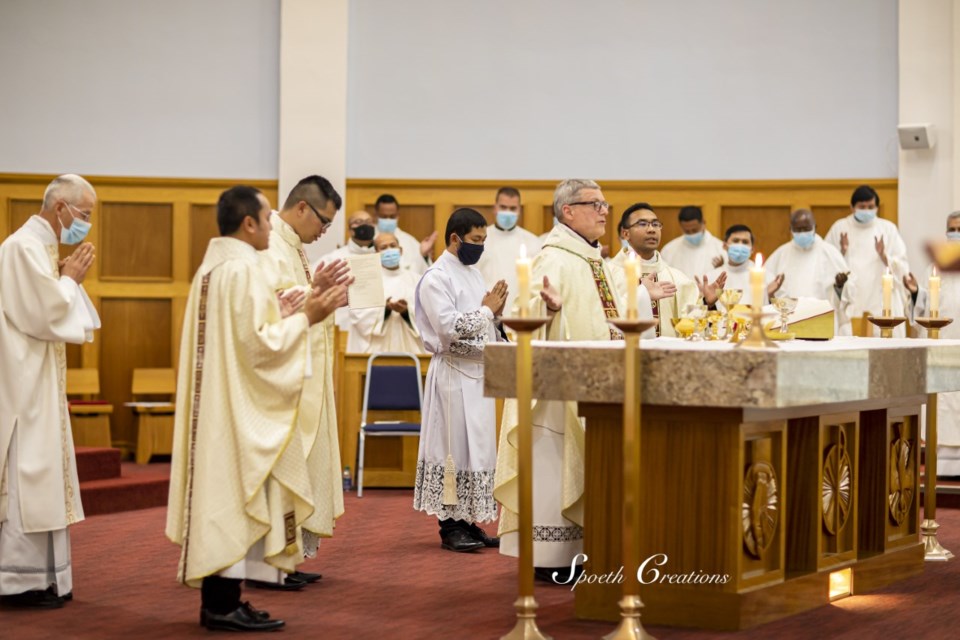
[0,0,280,179]
[347,0,899,180]
[898,0,957,273]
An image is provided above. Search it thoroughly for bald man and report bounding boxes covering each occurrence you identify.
[765,209,855,334]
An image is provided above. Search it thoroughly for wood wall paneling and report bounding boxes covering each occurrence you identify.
[189,204,218,277]
[720,205,793,262]
[810,205,854,235]
[100,298,173,453]
[100,203,174,280]
[8,199,40,235]
[363,204,436,255]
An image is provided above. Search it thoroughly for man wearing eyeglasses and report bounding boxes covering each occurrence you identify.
[0,174,101,609]
[256,175,353,591]
[494,179,623,583]
[609,203,699,338]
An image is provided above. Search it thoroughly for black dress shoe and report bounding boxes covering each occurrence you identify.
[201,601,270,625]
[61,591,73,602]
[0,587,65,609]
[534,565,583,585]
[290,570,322,583]
[466,523,500,548]
[440,528,485,552]
[246,575,306,591]
[201,605,285,632]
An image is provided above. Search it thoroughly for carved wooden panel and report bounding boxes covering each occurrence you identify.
[99,298,172,452]
[100,203,173,280]
[886,416,919,545]
[189,204,219,277]
[739,422,786,589]
[720,205,792,262]
[819,416,858,568]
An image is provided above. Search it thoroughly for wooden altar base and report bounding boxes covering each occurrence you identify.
[577,399,924,631]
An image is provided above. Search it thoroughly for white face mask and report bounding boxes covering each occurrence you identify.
[853,208,877,224]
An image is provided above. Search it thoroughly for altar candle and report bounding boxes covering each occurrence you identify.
[751,253,764,310]
[517,244,531,318]
[930,266,941,316]
[882,268,893,315]
[625,252,639,319]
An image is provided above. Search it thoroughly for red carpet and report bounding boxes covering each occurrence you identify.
[6,490,960,639]
[75,447,169,516]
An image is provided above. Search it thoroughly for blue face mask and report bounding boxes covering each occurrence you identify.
[947,231,960,242]
[853,208,877,224]
[60,215,91,245]
[792,230,816,249]
[380,247,401,268]
[377,217,398,234]
[684,231,705,246]
[727,243,751,265]
[496,210,519,231]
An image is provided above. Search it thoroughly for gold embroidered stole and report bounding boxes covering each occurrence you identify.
[544,244,623,341]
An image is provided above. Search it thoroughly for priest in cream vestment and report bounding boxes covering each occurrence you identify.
[346,233,425,355]
[258,176,349,587]
[906,211,960,475]
[494,179,622,578]
[0,175,100,608]
[609,203,699,338]
[166,186,345,632]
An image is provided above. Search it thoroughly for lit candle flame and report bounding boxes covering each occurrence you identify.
[933,265,939,277]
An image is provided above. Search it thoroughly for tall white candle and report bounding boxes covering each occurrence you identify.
[517,244,531,318]
[750,253,764,310]
[882,268,893,316]
[930,266,941,317]
[624,252,639,320]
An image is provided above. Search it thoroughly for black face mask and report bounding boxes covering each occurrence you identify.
[456,237,484,265]
[353,224,375,241]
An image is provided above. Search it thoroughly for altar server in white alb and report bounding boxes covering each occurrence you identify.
[166,186,345,632]
[0,174,101,609]
[476,186,542,296]
[905,211,960,475]
[825,185,910,336]
[701,224,783,308]
[413,209,508,553]
[764,209,856,335]
[660,205,726,278]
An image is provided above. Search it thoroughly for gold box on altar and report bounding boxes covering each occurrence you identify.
[769,298,835,340]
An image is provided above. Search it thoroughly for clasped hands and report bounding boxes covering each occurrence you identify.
[277,258,355,324]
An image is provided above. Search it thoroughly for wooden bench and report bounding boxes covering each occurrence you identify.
[66,368,113,448]
[127,368,176,464]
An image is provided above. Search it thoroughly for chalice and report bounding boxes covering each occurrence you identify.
[771,296,798,334]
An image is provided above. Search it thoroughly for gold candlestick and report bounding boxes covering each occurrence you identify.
[867,315,906,338]
[606,318,659,640]
[501,316,551,640]
[736,307,778,349]
[916,315,955,561]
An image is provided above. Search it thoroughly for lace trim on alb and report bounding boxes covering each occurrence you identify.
[413,460,498,522]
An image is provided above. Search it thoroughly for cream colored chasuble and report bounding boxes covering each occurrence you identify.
[260,214,344,547]
[166,237,315,587]
[609,248,699,337]
[494,223,624,568]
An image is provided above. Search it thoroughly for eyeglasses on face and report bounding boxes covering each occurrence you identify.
[569,200,610,213]
[624,219,662,230]
[307,202,334,230]
[66,202,92,222]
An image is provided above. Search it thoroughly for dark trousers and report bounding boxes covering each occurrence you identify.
[201,576,242,615]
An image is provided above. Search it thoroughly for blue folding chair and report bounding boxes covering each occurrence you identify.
[357,352,424,497]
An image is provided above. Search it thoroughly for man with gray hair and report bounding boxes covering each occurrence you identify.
[0,174,101,608]
[905,211,960,476]
[495,179,622,582]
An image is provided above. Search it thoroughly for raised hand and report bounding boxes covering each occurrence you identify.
[711,254,725,269]
[304,284,348,324]
[767,273,785,297]
[695,272,726,306]
[874,235,888,266]
[61,242,95,284]
[483,280,508,315]
[840,232,849,256]
[278,288,306,318]
[835,271,849,289]
[420,231,438,258]
[642,276,677,301]
[312,259,352,291]
[540,275,562,312]
[903,272,918,294]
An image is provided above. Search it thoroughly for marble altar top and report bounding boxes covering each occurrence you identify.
[483,337,960,408]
